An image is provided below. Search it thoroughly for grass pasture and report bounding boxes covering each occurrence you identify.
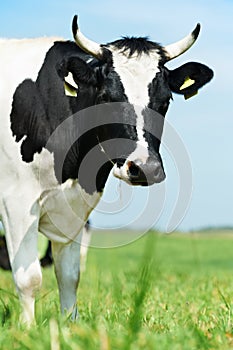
[1,230,233,349]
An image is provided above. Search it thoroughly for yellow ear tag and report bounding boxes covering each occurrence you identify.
[64,73,78,97]
[64,82,78,97]
[180,76,195,90]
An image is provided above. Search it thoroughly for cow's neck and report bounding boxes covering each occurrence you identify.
[59,135,114,194]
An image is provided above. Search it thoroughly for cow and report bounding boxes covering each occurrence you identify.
[0,15,213,325]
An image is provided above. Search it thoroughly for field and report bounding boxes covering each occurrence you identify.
[1,230,233,349]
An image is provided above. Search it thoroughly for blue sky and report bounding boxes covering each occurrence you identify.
[1,0,232,232]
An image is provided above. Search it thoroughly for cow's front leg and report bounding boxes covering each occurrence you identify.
[1,196,41,325]
[52,237,81,320]
[14,257,42,325]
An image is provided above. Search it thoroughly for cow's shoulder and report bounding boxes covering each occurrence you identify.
[9,39,89,180]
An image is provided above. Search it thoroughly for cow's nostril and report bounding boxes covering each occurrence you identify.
[127,161,140,178]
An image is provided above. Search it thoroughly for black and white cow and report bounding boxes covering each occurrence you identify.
[0,15,213,324]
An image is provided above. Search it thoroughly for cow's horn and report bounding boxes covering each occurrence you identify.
[164,24,201,61]
[72,15,104,59]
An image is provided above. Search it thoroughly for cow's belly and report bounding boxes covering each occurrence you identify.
[38,179,101,243]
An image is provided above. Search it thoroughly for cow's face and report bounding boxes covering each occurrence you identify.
[105,47,170,186]
[61,16,213,188]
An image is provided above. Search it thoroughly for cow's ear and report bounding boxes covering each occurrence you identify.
[168,62,213,100]
[57,57,97,96]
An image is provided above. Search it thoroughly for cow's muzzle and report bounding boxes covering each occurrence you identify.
[113,157,166,186]
[127,159,166,185]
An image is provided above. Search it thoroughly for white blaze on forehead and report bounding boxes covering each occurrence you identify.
[110,48,161,161]
[111,48,160,106]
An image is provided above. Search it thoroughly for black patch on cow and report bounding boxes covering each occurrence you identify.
[96,70,129,103]
[11,79,51,162]
[107,37,167,62]
[143,68,171,159]
[148,68,172,116]
[11,41,91,161]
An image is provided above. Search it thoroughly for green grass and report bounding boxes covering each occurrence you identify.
[1,231,233,349]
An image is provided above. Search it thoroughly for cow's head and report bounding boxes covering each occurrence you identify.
[60,15,213,188]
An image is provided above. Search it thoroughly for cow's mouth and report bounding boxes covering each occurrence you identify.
[113,162,166,186]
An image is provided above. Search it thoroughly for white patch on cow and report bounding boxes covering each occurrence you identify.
[110,48,160,181]
[39,179,101,244]
[29,146,101,245]
[110,48,160,107]
[14,260,42,324]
